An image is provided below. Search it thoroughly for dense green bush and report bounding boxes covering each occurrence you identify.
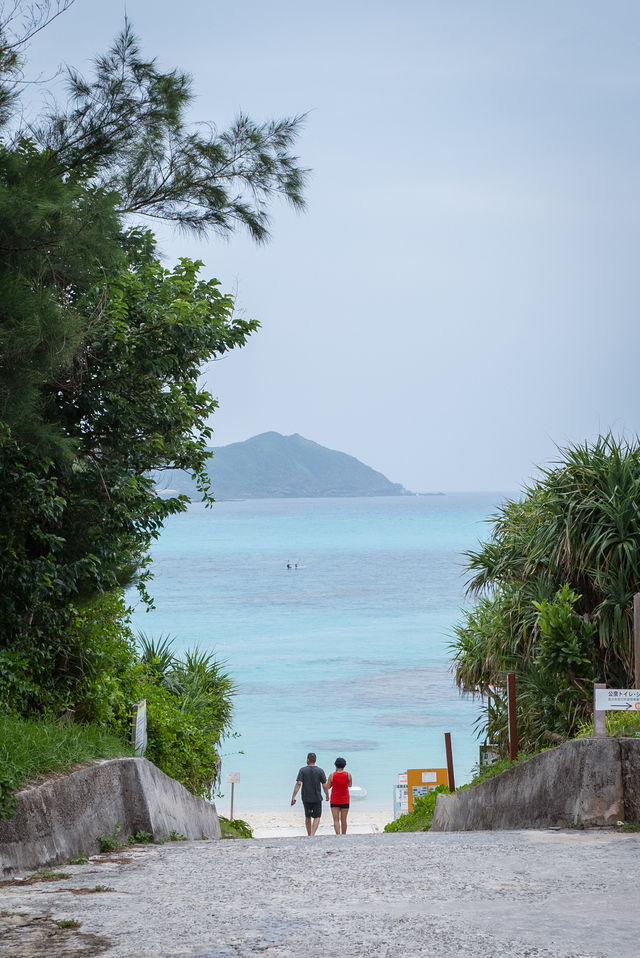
[219,816,253,839]
[1,612,235,809]
[134,636,235,798]
[384,785,448,833]
[0,10,304,817]
[61,595,142,726]
[138,681,220,796]
[452,436,640,752]
[0,582,140,722]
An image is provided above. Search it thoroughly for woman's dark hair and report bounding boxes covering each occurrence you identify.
[334,757,347,769]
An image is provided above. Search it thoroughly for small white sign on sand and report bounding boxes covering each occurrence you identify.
[595,688,640,711]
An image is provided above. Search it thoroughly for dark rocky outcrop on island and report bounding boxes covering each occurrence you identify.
[156,432,409,499]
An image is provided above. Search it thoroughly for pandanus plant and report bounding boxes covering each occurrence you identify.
[452,435,640,752]
[137,632,235,738]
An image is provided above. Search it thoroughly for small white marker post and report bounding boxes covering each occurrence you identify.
[226,772,240,821]
[131,700,147,756]
[593,683,606,738]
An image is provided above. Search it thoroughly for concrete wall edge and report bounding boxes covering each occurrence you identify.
[0,757,221,876]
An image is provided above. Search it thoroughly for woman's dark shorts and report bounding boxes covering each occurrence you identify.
[303,801,322,818]
[330,803,350,809]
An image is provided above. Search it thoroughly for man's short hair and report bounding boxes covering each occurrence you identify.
[307,752,316,764]
[334,756,346,769]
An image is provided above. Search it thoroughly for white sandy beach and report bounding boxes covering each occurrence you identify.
[238,806,392,838]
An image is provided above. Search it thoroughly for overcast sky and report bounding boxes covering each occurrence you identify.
[27,0,640,491]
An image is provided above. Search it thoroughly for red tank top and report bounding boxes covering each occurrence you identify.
[330,770,350,804]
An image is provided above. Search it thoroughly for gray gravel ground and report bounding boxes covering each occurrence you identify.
[1,829,638,957]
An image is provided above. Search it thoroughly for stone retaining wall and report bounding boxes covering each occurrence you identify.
[431,737,640,831]
[0,757,221,875]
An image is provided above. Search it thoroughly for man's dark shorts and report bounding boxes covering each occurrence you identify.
[303,800,322,819]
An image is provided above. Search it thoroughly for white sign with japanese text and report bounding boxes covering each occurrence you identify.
[595,688,640,711]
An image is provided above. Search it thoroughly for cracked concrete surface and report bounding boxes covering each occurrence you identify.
[0,911,110,956]
[1,830,638,957]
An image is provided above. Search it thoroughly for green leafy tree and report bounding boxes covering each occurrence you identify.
[452,436,640,752]
[534,585,596,689]
[134,633,235,796]
[1,240,257,701]
[0,8,307,773]
[1,18,306,451]
[0,142,124,452]
[37,24,307,240]
[0,2,76,124]
[49,240,257,596]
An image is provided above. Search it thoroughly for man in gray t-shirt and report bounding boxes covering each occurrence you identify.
[291,752,328,835]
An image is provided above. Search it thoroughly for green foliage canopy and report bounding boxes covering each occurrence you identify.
[38,24,307,240]
[452,436,640,751]
[1,244,257,674]
[0,7,307,802]
[0,141,124,450]
[0,10,299,662]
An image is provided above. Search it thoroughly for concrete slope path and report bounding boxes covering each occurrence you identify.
[0,829,637,958]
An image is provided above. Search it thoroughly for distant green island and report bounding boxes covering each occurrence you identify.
[154,431,412,499]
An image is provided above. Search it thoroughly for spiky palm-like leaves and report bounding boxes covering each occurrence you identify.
[136,633,235,741]
[137,632,176,680]
[453,435,640,752]
[171,648,235,737]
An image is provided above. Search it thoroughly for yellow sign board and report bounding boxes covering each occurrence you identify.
[406,767,449,811]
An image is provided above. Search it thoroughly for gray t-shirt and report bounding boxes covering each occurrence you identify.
[297,765,326,803]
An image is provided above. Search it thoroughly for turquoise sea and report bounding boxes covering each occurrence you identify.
[129,493,505,817]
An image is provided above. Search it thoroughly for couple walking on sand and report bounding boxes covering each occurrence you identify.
[291,752,352,836]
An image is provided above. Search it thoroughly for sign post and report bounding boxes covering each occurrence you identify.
[406,768,449,811]
[131,700,147,756]
[479,743,500,768]
[226,772,240,821]
[634,593,640,690]
[507,673,518,761]
[593,683,606,738]
[393,773,408,820]
[444,732,456,792]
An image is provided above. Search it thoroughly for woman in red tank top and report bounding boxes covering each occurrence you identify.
[327,757,352,834]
